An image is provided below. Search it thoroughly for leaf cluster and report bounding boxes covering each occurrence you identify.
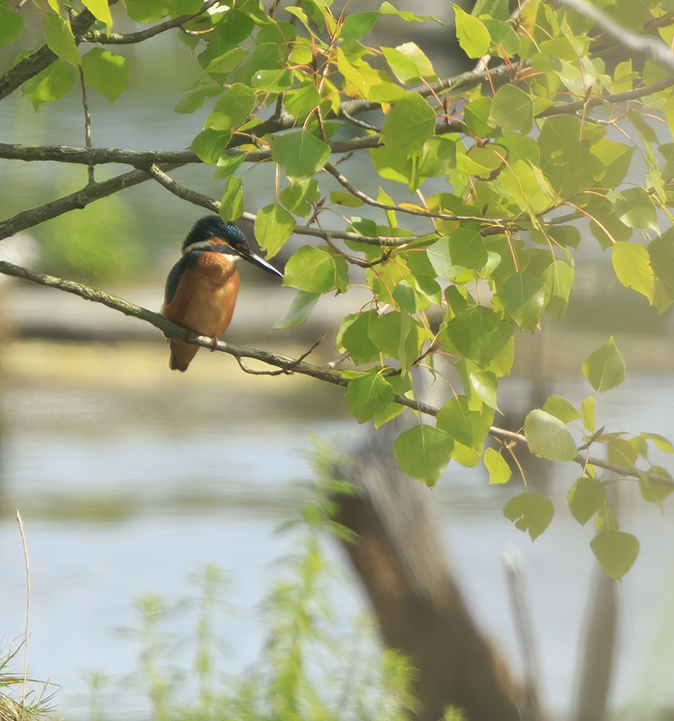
[4,0,674,577]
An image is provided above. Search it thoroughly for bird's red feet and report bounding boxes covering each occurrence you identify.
[210,336,219,352]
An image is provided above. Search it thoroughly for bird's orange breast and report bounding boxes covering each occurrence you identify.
[162,252,240,336]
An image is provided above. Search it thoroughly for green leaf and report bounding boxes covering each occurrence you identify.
[568,477,606,525]
[582,336,625,393]
[503,492,554,540]
[280,179,320,218]
[82,0,113,27]
[442,307,513,366]
[214,152,246,179]
[206,84,255,131]
[543,260,575,320]
[607,438,638,468]
[648,229,674,298]
[284,83,321,121]
[524,409,577,461]
[274,291,319,329]
[612,242,655,303]
[427,237,461,279]
[378,2,440,23]
[369,310,426,373]
[542,396,581,424]
[190,129,231,164]
[345,370,395,423]
[0,7,23,46]
[437,394,490,447]
[125,0,168,22]
[204,48,248,81]
[470,371,499,410]
[638,470,674,505]
[219,177,243,222]
[392,424,453,487]
[615,187,659,232]
[500,272,546,330]
[590,530,639,579]
[337,311,381,365]
[82,49,129,103]
[330,191,364,208]
[642,433,674,454]
[489,85,533,134]
[341,12,378,40]
[43,14,80,66]
[581,396,595,433]
[380,93,436,156]
[449,228,488,269]
[21,59,73,110]
[254,203,295,258]
[453,5,491,58]
[283,246,340,293]
[272,131,330,181]
[382,43,436,84]
[484,448,512,484]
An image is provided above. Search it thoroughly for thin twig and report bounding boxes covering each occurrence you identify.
[78,66,94,185]
[323,162,511,227]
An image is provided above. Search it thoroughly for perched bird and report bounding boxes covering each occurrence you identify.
[161,215,283,372]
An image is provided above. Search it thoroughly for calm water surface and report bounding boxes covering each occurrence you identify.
[2,373,674,719]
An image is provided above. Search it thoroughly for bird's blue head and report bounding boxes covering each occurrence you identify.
[182,215,250,254]
[181,215,283,278]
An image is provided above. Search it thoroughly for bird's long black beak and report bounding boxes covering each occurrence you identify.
[241,249,284,278]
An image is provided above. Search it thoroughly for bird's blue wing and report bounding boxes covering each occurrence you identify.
[164,252,200,304]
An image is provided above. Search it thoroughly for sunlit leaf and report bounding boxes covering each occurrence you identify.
[43,14,80,66]
[274,291,319,329]
[503,492,554,540]
[255,203,295,258]
[0,7,23,46]
[568,477,606,525]
[524,409,577,461]
[582,337,625,393]
[542,396,581,424]
[485,448,512,484]
[82,48,129,103]
[345,370,395,423]
[591,530,639,579]
[453,5,491,58]
[392,424,453,487]
[612,242,655,303]
[272,131,330,180]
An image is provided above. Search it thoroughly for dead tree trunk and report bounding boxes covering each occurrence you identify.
[335,427,539,721]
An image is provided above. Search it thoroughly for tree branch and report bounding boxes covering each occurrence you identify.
[0,258,670,489]
[0,144,201,166]
[537,76,674,118]
[0,167,155,240]
[0,8,98,101]
[83,0,219,44]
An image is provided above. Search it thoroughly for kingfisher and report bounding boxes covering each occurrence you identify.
[161,215,283,372]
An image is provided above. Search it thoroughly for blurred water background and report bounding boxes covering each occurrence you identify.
[2,3,674,719]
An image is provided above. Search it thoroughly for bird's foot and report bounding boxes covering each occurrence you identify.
[210,336,219,352]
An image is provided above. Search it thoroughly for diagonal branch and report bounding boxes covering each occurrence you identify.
[0,167,155,240]
[147,164,419,246]
[0,258,671,488]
